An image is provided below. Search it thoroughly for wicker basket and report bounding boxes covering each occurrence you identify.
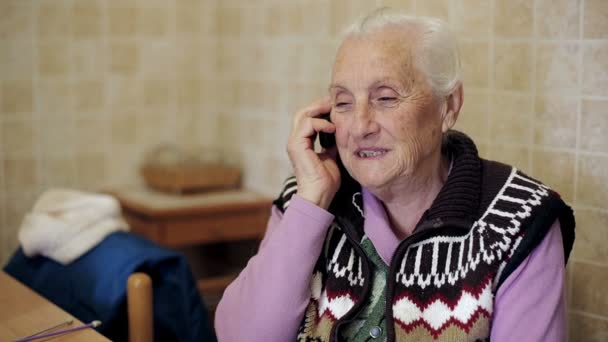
[141,164,241,193]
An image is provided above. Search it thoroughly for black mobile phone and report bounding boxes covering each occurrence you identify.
[318,113,336,149]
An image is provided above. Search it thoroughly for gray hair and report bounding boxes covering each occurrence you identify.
[342,7,461,97]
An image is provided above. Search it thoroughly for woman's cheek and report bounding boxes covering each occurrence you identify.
[332,117,349,148]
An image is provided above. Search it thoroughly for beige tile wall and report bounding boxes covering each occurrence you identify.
[1,0,607,338]
[0,0,223,261]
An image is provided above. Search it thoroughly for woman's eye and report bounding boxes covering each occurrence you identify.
[373,96,399,108]
[376,97,398,107]
[334,102,352,111]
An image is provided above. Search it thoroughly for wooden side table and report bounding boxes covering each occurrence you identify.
[108,186,273,296]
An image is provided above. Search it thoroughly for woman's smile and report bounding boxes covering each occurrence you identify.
[355,148,389,159]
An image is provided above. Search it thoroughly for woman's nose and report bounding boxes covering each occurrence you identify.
[351,105,379,139]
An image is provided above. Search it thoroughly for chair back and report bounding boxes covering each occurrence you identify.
[127,273,153,342]
[4,232,216,342]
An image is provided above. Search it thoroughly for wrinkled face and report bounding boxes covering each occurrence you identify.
[329,28,447,191]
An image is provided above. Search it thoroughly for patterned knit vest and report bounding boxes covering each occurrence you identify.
[273,131,575,342]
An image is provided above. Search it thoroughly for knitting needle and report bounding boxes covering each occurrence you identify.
[17,319,74,339]
[14,320,102,342]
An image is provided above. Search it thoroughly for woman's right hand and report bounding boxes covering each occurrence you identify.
[286,97,341,209]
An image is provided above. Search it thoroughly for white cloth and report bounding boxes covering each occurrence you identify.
[18,189,129,265]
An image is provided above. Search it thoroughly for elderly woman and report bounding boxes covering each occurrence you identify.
[215,8,575,342]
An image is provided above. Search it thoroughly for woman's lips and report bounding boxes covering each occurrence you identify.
[355,148,389,158]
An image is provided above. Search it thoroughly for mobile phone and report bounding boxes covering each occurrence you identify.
[317,113,336,149]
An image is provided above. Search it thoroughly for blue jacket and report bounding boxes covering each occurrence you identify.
[4,232,216,342]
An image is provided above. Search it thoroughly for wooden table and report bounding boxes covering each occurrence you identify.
[0,272,110,341]
[108,187,273,294]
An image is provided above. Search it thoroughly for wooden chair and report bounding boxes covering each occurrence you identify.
[127,273,153,342]
[5,233,216,341]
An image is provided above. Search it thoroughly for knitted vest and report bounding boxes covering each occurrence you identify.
[273,131,575,342]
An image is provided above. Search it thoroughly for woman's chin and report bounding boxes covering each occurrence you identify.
[351,170,392,190]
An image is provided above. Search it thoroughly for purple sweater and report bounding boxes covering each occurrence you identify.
[215,190,566,341]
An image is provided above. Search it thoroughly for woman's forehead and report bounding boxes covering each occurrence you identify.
[331,33,418,90]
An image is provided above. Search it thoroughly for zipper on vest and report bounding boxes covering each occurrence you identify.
[329,216,372,342]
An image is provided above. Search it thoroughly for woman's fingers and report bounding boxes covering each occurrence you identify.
[292,97,332,127]
[288,98,335,154]
[292,117,335,142]
[302,97,332,117]
[312,117,336,134]
[286,97,341,208]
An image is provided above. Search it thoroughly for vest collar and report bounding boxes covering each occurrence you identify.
[415,130,482,231]
[334,130,482,236]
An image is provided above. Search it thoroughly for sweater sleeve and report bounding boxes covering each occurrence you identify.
[490,220,566,341]
[214,195,335,342]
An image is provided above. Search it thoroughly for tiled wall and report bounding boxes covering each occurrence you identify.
[0,0,223,260]
[1,0,607,339]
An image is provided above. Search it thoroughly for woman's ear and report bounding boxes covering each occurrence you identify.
[441,83,463,133]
